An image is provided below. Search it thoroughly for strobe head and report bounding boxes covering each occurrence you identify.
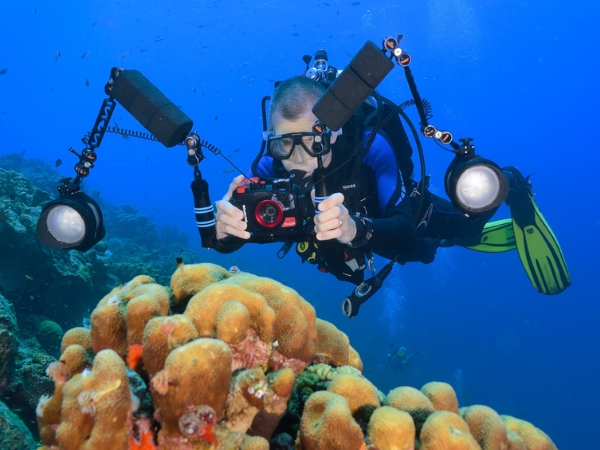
[444,140,509,217]
[36,191,105,251]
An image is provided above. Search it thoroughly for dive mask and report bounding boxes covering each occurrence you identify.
[264,121,335,160]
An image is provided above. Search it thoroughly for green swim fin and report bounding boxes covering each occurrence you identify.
[505,167,571,295]
[466,219,516,253]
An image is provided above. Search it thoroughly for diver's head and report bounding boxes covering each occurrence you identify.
[268,77,338,177]
[396,346,407,357]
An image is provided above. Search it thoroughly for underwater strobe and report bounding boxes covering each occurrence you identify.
[36,67,193,252]
[35,92,114,252]
[36,179,106,252]
[383,34,509,218]
[444,138,509,217]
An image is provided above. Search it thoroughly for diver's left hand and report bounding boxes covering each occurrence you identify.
[314,193,357,244]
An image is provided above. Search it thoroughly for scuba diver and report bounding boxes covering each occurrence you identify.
[212,43,570,312]
[388,347,421,373]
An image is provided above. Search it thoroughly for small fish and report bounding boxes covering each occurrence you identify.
[323,2,330,5]
[145,155,149,163]
[79,50,90,60]
[351,1,360,4]
[242,61,250,66]
[199,45,209,49]
[55,49,61,63]
[229,265,241,274]
[200,93,205,98]
[34,8,37,15]
[91,20,99,27]
[197,24,208,28]
[84,77,89,86]
[20,149,26,157]
[233,148,241,152]
[154,36,164,42]
[221,168,235,174]
[118,51,129,59]
[119,132,129,139]
[55,158,62,167]
[0,67,7,75]
[292,33,299,36]
[214,115,218,121]
[176,257,185,272]
[25,274,33,280]
[247,79,255,86]
[193,86,196,93]
[139,48,147,52]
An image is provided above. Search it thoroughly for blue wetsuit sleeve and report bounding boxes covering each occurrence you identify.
[361,133,406,212]
[360,133,435,263]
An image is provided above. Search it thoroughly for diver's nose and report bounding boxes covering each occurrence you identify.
[291,145,306,163]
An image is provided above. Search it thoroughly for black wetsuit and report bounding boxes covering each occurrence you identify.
[217,112,495,284]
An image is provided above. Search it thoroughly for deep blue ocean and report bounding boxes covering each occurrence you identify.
[1,0,598,448]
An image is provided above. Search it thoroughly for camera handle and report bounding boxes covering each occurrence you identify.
[312,155,330,212]
[185,132,219,250]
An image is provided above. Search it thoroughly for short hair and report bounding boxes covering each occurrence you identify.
[269,76,326,123]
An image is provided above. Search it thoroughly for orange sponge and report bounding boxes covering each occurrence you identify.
[367,406,415,449]
[327,373,380,414]
[299,391,364,450]
[60,344,89,376]
[461,405,508,449]
[142,314,198,376]
[61,327,93,354]
[151,338,232,440]
[215,300,251,344]
[387,386,435,413]
[126,295,164,346]
[348,345,364,372]
[170,262,231,305]
[421,382,459,413]
[501,415,557,450]
[56,349,131,450]
[420,410,479,450]
[312,318,350,367]
[226,273,317,363]
[53,374,94,448]
[124,283,170,347]
[90,302,127,359]
[184,281,275,344]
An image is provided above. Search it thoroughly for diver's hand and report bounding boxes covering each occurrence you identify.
[214,175,251,240]
[314,192,357,244]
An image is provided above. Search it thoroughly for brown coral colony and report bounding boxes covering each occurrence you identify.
[36,263,557,450]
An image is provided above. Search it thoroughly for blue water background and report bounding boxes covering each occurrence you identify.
[1,0,599,447]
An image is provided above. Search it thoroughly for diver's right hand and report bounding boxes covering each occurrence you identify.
[215,175,251,240]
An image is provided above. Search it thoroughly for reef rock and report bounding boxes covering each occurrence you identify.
[0,400,36,450]
[0,293,18,394]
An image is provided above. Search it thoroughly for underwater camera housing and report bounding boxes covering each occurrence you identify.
[229,178,315,243]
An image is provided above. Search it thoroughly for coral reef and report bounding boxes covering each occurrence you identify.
[0,399,36,449]
[0,293,19,394]
[0,158,202,331]
[27,263,557,450]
